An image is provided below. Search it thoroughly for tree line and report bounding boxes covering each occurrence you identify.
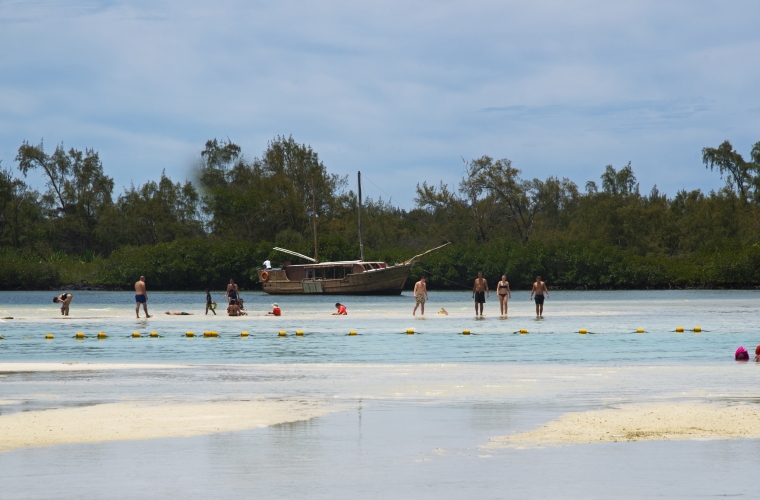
[1,135,759,289]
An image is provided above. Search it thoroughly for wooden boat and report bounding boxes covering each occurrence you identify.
[258,243,450,295]
[258,171,450,295]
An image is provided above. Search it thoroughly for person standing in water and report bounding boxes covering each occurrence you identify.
[472,271,489,316]
[530,275,549,317]
[135,276,151,318]
[225,279,238,304]
[413,276,428,316]
[205,289,216,315]
[53,293,73,316]
[497,275,511,316]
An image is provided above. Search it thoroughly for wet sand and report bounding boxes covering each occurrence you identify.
[0,399,336,452]
[485,402,760,448]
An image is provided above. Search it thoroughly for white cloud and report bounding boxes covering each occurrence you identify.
[1,0,759,206]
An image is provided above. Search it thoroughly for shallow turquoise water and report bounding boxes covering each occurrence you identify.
[1,290,758,364]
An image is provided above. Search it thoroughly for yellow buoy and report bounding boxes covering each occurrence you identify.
[579,329,587,334]
[462,330,470,335]
[519,329,528,334]
[186,331,194,337]
[211,331,218,337]
[406,328,414,334]
[296,330,304,336]
[76,332,85,338]
[675,327,684,333]
[97,332,107,338]
[204,331,212,337]
[241,331,249,337]
[45,334,54,339]
[279,331,287,336]
[349,330,357,335]
[0,334,3,340]
[636,328,645,333]
[693,326,702,333]
[132,332,141,338]
[150,331,158,337]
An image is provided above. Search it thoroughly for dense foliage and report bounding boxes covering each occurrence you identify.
[1,136,759,290]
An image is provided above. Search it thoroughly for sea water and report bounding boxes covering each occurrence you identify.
[0,290,758,364]
[2,290,760,499]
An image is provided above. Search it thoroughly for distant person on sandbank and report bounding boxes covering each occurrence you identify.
[267,303,281,316]
[497,275,511,316]
[472,271,489,316]
[413,276,428,316]
[332,303,347,315]
[53,293,73,316]
[225,279,239,305]
[227,301,246,316]
[135,276,151,318]
[164,311,193,315]
[205,289,216,316]
[530,275,549,317]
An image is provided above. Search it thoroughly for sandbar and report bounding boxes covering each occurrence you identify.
[0,399,337,452]
[485,402,760,448]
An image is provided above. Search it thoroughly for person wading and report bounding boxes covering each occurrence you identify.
[472,271,489,316]
[530,275,549,317]
[135,276,151,319]
[413,276,428,316]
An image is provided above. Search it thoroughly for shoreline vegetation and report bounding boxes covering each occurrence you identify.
[2,136,760,291]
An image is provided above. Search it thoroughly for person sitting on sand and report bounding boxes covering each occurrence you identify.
[332,303,347,315]
[267,303,281,316]
[735,346,750,361]
[227,302,247,316]
[754,345,760,362]
[164,311,193,315]
[53,293,73,316]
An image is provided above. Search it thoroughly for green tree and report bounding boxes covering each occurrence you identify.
[16,140,114,253]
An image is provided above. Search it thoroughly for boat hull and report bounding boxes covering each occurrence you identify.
[260,263,411,295]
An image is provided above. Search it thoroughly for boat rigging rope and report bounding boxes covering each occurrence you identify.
[419,267,472,290]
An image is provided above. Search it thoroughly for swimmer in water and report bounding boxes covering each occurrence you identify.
[53,293,73,316]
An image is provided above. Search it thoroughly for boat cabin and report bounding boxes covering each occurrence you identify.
[283,261,388,281]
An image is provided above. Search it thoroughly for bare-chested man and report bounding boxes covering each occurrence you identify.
[53,293,73,316]
[530,275,549,317]
[413,276,428,316]
[472,271,489,316]
[135,276,151,318]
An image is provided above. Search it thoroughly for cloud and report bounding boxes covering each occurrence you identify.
[1,0,759,207]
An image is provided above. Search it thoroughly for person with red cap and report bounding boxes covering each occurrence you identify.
[735,346,750,361]
[754,345,760,362]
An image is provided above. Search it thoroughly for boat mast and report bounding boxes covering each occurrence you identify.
[311,176,319,263]
[358,171,364,261]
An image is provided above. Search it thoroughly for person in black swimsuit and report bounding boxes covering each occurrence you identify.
[497,275,511,316]
[205,289,216,316]
[53,293,73,316]
[226,279,238,305]
[530,275,549,317]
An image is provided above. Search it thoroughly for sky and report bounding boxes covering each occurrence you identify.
[1,0,759,207]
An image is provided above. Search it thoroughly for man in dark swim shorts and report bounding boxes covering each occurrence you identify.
[472,271,489,316]
[135,276,151,318]
[530,275,549,317]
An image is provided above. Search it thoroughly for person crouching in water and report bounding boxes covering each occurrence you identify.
[53,293,73,316]
[332,303,347,315]
[267,303,281,316]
